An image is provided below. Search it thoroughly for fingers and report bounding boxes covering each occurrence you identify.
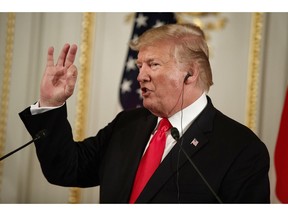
[65,65,78,96]
[47,43,78,68]
[65,44,78,68]
[46,46,54,67]
[56,43,70,66]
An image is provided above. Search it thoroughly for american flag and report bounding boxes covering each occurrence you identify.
[119,13,177,110]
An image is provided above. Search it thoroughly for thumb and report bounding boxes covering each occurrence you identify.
[65,65,78,97]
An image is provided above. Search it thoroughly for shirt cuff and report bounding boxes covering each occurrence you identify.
[30,101,65,115]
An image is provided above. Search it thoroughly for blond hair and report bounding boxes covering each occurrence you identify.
[130,23,213,92]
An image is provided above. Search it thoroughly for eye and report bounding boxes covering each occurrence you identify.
[137,63,142,69]
[150,62,160,69]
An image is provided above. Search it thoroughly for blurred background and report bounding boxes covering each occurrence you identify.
[0,12,287,203]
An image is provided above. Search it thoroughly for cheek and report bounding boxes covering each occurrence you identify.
[161,73,182,90]
[157,76,182,100]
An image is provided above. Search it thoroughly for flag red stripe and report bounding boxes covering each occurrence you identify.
[275,87,288,203]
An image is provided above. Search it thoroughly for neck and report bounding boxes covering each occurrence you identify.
[166,87,204,118]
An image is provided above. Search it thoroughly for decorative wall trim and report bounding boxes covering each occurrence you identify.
[68,12,96,204]
[246,13,264,133]
[0,13,16,199]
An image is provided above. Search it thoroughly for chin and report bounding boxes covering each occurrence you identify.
[143,102,166,117]
[142,100,151,110]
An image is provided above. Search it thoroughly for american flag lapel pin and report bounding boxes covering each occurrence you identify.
[191,138,199,147]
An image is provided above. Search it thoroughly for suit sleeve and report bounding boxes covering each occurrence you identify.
[219,138,270,203]
[19,104,115,188]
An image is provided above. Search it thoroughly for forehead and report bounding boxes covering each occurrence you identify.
[137,41,175,62]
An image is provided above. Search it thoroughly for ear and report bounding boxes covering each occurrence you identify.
[184,72,192,83]
[184,70,198,84]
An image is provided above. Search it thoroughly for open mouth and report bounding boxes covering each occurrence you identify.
[141,87,150,96]
[141,87,148,93]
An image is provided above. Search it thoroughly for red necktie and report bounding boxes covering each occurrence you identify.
[129,118,172,203]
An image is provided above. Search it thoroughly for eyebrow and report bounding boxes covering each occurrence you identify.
[136,57,161,64]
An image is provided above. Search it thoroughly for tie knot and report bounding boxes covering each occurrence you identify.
[158,118,172,133]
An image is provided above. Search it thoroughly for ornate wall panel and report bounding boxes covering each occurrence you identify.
[0,13,15,201]
[246,13,264,133]
[69,12,96,204]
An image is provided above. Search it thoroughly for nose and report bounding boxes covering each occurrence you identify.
[137,65,150,83]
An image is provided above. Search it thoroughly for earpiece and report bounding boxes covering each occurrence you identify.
[184,72,192,83]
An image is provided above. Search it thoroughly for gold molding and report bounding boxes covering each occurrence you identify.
[68,12,96,204]
[0,13,16,198]
[246,13,264,133]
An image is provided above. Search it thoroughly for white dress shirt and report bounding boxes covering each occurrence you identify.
[146,92,208,161]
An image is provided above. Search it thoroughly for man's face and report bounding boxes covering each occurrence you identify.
[136,41,185,117]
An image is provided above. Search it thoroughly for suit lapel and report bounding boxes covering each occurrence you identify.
[136,97,216,203]
[117,111,157,202]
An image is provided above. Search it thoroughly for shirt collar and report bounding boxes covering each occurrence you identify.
[166,92,207,135]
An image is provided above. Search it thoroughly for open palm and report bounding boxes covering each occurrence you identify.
[40,43,78,107]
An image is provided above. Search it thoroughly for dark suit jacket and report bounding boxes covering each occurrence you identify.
[19,97,270,203]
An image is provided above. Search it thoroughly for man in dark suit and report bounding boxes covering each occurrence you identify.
[19,23,270,203]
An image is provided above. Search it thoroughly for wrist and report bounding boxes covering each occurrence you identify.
[39,98,65,107]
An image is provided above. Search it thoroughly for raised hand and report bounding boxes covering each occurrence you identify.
[39,43,78,107]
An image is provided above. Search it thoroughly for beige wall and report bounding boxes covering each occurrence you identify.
[0,12,287,203]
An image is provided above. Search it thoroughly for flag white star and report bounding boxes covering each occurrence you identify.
[136,88,143,99]
[135,14,148,28]
[121,79,133,93]
[132,34,139,43]
[153,20,165,28]
[126,56,136,71]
